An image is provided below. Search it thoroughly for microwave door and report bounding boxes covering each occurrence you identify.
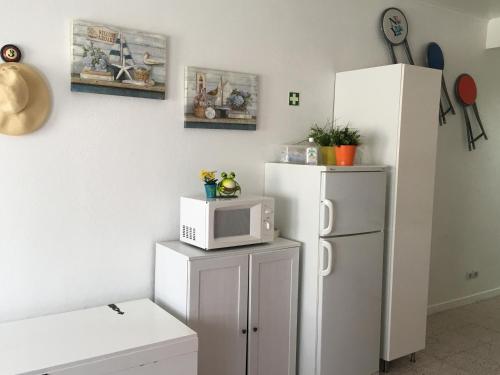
[207,203,263,249]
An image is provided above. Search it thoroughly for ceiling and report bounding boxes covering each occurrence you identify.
[420,0,500,19]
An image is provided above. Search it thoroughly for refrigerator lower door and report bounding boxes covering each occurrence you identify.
[317,232,384,375]
[320,171,386,237]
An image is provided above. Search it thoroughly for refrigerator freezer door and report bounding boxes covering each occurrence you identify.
[317,232,384,375]
[320,171,386,237]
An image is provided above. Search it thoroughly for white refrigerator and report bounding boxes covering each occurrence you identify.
[265,163,386,375]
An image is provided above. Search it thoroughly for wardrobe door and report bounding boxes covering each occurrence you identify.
[248,248,299,375]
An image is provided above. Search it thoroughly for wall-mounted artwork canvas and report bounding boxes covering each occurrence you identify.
[184,67,258,130]
[71,20,167,100]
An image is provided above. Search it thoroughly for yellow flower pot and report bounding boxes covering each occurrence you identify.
[320,146,336,165]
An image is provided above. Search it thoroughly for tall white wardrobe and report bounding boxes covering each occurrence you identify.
[333,64,441,370]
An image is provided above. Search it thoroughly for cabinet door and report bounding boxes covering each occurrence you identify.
[188,255,248,375]
[248,248,299,375]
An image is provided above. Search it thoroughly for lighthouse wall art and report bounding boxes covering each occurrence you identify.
[71,20,167,100]
[184,67,258,131]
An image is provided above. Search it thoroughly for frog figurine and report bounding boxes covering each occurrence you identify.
[217,171,241,196]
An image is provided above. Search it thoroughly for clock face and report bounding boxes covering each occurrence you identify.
[1,44,22,63]
[205,107,216,120]
[381,8,408,46]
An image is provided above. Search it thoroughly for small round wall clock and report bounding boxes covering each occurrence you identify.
[1,44,22,63]
[205,107,216,120]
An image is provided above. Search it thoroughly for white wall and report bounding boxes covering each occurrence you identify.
[429,27,500,309]
[0,0,497,322]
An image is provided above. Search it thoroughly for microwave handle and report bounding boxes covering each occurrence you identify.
[320,199,335,236]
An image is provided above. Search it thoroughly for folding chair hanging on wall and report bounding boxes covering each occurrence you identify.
[381,8,415,65]
[455,74,488,151]
[427,42,455,126]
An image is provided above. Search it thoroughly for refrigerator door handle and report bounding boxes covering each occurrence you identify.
[320,199,335,236]
[320,240,334,277]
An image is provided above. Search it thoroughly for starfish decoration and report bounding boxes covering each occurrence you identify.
[111,33,136,80]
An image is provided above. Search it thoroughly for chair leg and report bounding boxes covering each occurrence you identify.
[464,107,474,151]
[439,101,445,125]
[388,43,397,64]
[404,41,415,65]
[442,77,456,115]
[473,103,488,140]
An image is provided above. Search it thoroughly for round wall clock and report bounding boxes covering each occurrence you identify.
[381,8,409,46]
[205,107,216,120]
[1,44,22,63]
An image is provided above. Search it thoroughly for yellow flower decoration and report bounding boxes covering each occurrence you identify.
[199,169,217,183]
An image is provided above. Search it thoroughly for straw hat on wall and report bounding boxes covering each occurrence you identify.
[0,62,51,136]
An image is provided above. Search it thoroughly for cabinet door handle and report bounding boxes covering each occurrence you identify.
[253,327,258,332]
[241,329,247,334]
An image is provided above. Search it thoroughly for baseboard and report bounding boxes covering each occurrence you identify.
[428,286,500,315]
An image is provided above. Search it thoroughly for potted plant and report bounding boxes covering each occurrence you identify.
[200,170,218,199]
[331,125,361,166]
[308,121,335,165]
[82,42,109,72]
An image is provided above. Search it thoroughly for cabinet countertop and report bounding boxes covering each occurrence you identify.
[157,237,300,260]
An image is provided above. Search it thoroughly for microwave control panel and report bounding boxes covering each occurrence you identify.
[262,200,275,234]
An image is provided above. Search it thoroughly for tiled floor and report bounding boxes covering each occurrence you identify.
[388,296,500,374]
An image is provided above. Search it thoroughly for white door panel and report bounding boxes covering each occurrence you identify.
[188,255,248,375]
[320,171,386,236]
[248,248,299,375]
[318,232,384,375]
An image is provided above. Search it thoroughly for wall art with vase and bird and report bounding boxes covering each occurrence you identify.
[185,67,258,131]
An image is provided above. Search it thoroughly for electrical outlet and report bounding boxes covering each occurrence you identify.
[466,271,479,280]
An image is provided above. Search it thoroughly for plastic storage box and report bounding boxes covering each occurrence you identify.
[279,144,309,164]
[0,299,198,375]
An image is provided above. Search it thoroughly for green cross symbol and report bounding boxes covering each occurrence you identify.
[289,92,300,106]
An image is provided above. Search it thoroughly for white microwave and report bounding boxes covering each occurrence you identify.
[180,195,274,250]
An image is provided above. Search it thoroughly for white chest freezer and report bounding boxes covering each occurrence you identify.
[0,299,198,375]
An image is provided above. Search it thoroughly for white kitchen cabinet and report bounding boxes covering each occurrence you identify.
[333,64,442,367]
[0,299,197,375]
[155,238,299,375]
